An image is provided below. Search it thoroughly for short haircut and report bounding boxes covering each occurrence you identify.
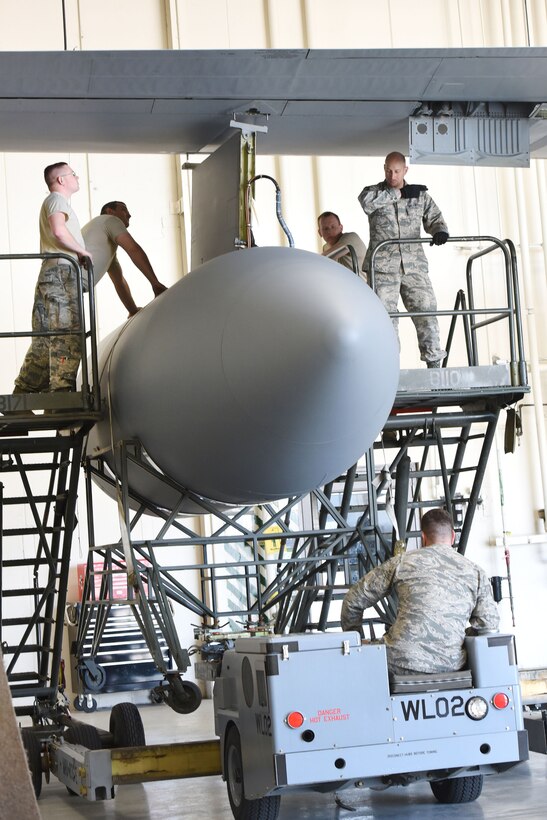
[317,211,341,225]
[384,151,406,166]
[421,508,454,542]
[44,162,68,188]
[100,201,122,215]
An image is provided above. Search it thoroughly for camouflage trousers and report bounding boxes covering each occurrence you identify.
[15,263,82,393]
[374,266,446,364]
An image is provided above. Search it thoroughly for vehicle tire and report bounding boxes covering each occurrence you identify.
[166,679,202,714]
[109,702,146,747]
[430,774,484,803]
[63,723,102,796]
[224,725,281,820]
[21,727,42,799]
[64,722,103,750]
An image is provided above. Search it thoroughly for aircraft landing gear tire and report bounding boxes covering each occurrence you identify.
[430,774,484,803]
[225,725,281,820]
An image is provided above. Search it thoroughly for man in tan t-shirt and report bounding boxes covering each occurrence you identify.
[82,201,167,317]
[14,161,92,393]
[318,211,367,278]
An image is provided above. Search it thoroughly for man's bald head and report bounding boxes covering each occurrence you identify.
[384,152,408,189]
[385,151,406,166]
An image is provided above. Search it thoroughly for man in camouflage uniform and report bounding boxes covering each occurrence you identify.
[14,162,92,394]
[317,211,367,279]
[358,151,449,367]
[341,508,499,675]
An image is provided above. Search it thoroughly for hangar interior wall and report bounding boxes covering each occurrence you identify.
[0,0,546,679]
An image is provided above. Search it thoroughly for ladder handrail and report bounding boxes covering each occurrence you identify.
[0,252,100,412]
[369,236,527,386]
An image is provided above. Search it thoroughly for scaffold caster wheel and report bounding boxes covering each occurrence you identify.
[83,694,98,713]
[73,694,85,711]
[149,687,164,704]
[166,678,202,714]
[81,660,106,692]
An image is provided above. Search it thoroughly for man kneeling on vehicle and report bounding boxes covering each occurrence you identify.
[341,508,499,675]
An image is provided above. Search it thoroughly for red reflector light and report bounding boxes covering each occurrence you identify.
[492,692,510,709]
[286,711,304,729]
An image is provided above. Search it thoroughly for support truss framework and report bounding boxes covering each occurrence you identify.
[77,396,511,676]
[0,431,86,718]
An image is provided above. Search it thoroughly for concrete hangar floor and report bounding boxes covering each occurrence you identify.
[35,700,547,820]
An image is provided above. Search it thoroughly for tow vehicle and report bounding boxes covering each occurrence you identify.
[213,631,528,819]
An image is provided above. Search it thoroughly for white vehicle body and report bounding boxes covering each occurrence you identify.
[214,631,528,818]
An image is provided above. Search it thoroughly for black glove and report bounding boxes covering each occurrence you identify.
[400,184,427,199]
[430,231,449,246]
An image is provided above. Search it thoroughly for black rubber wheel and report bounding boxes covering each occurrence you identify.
[109,702,146,747]
[166,679,202,714]
[21,727,42,799]
[430,774,484,803]
[82,696,98,713]
[73,695,85,711]
[64,722,103,750]
[82,663,106,692]
[149,686,164,704]
[64,722,103,796]
[224,725,281,820]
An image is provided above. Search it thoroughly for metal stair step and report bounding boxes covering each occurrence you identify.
[1,616,55,627]
[7,671,42,682]
[1,557,59,568]
[3,644,53,655]
[1,494,66,505]
[0,461,65,472]
[2,526,64,536]
[1,586,56,597]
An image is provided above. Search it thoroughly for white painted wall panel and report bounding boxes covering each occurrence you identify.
[0,0,66,50]
[78,0,166,49]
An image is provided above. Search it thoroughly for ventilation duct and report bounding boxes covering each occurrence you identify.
[409,102,532,167]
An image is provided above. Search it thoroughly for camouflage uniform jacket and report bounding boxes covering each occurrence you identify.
[358,180,448,276]
[341,544,499,675]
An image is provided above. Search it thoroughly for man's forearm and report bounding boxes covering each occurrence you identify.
[324,244,350,260]
[341,583,374,633]
[469,572,501,633]
[358,186,399,215]
[115,280,139,315]
[117,232,167,295]
[340,599,364,633]
[129,244,163,288]
[422,195,449,235]
[108,269,139,315]
[341,560,397,633]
